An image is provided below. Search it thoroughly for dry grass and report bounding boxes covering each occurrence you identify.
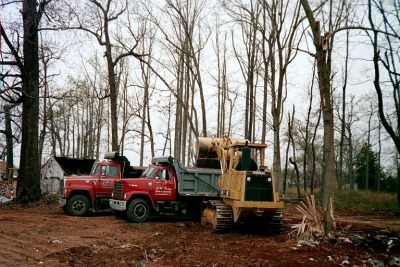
[284,187,398,211]
[334,189,398,211]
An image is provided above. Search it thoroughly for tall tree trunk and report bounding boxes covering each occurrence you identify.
[174,47,185,162]
[288,106,300,199]
[311,109,322,194]
[104,22,119,152]
[38,55,48,159]
[96,102,103,159]
[366,104,374,190]
[139,78,148,166]
[300,0,337,231]
[377,119,381,192]
[283,127,291,196]
[17,0,42,202]
[303,62,316,192]
[338,28,350,191]
[4,105,15,177]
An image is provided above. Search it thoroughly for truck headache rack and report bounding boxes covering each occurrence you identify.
[151,156,174,165]
[104,151,119,159]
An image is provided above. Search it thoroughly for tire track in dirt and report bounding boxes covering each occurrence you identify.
[0,209,110,266]
[1,203,400,267]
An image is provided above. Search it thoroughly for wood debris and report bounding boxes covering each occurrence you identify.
[290,195,325,239]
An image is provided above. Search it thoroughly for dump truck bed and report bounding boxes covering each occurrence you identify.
[174,163,221,197]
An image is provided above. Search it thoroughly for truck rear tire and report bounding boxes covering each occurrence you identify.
[67,195,90,216]
[126,198,149,223]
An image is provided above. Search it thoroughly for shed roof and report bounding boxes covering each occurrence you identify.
[52,157,95,175]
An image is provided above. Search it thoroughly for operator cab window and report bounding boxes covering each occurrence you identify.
[90,163,100,175]
[142,167,156,178]
[101,165,118,176]
[101,166,107,176]
[107,166,118,176]
[157,169,170,180]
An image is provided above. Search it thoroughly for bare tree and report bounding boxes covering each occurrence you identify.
[337,27,350,191]
[302,62,316,192]
[288,106,301,199]
[225,0,261,140]
[142,0,209,162]
[0,104,19,177]
[212,24,238,138]
[38,39,63,160]
[310,108,322,194]
[52,0,145,152]
[261,0,303,194]
[367,0,400,204]
[299,0,337,231]
[137,26,157,164]
[1,0,52,202]
[166,0,209,163]
[334,94,362,189]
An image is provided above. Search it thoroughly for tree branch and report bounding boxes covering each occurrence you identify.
[0,23,24,74]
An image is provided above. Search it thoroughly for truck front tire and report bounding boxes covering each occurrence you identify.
[126,198,149,223]
[67,195,90,216]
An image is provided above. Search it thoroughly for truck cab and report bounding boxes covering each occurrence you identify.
[58,152,143,216]
[110,157,178,222]
[110,156,221,223]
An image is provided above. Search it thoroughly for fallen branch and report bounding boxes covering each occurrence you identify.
[290,195,325,239]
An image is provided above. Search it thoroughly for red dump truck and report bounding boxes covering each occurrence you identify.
[109,156,221,222]
[110,138,283,233]
[58,152,144,216]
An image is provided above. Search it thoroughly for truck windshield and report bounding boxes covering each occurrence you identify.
[141,167,156,178]
[90,163,100,175]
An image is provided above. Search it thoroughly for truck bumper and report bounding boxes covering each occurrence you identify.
[109,199,127,211]
[59,197,67,207]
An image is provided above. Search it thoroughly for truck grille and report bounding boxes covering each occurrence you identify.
[113,181,123,197]
[244,172,273,201]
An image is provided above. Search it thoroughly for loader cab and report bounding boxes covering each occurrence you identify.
[235,142,258,171]
[226,141,267,173]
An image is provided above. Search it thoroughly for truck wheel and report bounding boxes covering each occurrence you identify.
[126,198,149,223]
[67,195,90,216]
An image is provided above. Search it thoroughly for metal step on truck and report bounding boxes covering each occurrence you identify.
[109,156,221,222]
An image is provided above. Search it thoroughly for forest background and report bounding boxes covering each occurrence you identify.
[1,0,399,230]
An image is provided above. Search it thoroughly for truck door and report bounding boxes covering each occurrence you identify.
[151,167,176,201]
[97,164,119,197]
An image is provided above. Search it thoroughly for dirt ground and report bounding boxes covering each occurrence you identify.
[1,199,400,267]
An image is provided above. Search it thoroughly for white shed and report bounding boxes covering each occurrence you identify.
[41,157,95,194]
